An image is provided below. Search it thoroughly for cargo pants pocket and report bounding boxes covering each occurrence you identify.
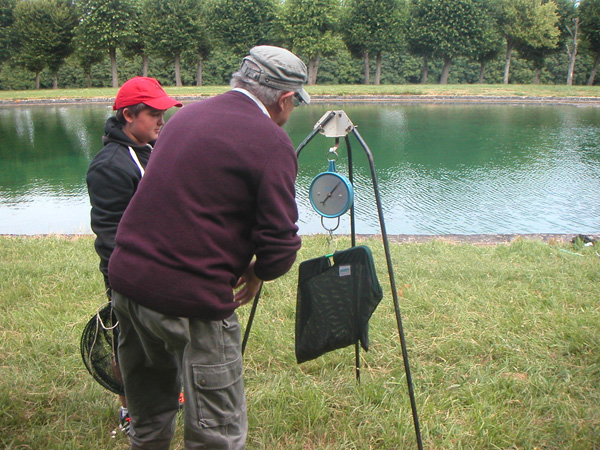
[192,355,244,428]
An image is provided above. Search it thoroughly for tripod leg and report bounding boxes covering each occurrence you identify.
[352,128,424,450]
[241,284,262,355]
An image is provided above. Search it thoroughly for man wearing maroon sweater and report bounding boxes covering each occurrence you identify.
[108,46,309,450]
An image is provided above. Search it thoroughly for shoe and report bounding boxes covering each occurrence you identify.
[119,407,131,434]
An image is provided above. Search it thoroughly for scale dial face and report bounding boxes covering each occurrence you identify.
[309,172,354,218]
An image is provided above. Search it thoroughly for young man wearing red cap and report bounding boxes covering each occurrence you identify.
[86,76,182,433]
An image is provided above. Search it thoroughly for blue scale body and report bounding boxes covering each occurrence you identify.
[309,160,354,218]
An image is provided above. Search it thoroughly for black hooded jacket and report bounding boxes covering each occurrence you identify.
[86,116,152,288]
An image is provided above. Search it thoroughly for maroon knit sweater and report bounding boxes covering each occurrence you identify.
[108,91,301,320]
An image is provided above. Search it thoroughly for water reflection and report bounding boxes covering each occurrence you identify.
[1,102,599,235]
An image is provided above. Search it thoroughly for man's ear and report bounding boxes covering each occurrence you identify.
[266,91,294,127]
[122,107,135,124]
[277,91,294,110]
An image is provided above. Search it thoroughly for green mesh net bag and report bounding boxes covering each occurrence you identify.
[80,303,125,395]
[295,245,383,364]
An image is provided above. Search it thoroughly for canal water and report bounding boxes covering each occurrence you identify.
[1,101,599,235]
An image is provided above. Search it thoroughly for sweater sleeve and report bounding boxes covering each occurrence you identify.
[86,162,138,282]
[251,140,302,282]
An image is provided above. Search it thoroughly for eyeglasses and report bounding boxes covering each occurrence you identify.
[293,93,303,107]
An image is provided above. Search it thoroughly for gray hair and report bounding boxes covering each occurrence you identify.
[230,70,285,107]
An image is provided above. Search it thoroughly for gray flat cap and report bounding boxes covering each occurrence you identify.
[240,45,310,105]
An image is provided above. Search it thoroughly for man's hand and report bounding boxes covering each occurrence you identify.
[234,261,263,305]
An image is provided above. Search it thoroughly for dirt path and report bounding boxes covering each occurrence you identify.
[2,94,600,107]
[3,233,599,245]
[360,233,600,245]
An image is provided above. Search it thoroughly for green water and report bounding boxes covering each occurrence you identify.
[1,102,599,235]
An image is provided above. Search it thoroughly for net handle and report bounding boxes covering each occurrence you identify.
[97,302,118,330]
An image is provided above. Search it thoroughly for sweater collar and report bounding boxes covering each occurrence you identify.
[231,88,271,118]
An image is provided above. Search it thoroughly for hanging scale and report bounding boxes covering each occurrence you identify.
[308,143,354,240]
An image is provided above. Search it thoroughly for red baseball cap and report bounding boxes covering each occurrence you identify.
[113,77,183,111]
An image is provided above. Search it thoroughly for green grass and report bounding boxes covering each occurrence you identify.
[1,235,599,449]
[1,84,599,102]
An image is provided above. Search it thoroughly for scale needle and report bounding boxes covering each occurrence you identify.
[321,181,342,205]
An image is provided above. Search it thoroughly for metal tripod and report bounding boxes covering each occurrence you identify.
[242,110,423,450]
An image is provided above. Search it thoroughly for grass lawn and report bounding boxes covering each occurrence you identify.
[1,84,599,103]
[0,235,598,449]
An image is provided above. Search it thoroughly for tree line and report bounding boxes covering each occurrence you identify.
[0,0,599,90]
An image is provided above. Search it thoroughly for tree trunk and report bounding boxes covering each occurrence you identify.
[35,71,40,90]
[308,55,319,85]
[587,52,600,86]
[439,57,452,84]
[363,51,370,85]
[420,56,428,84]
[142,55,149,77]
[374,52,382,85]
[534,68,541,85]
[53,73,58,89]
[86,71,92,88]
[566,17,579,86]
[478,62,485,84]
[175,53,182,86]
[110,47,118,88]
[503,42,513,85]
[196,54,203,86]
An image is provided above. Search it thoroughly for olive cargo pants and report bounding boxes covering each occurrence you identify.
[112,291,247,450]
